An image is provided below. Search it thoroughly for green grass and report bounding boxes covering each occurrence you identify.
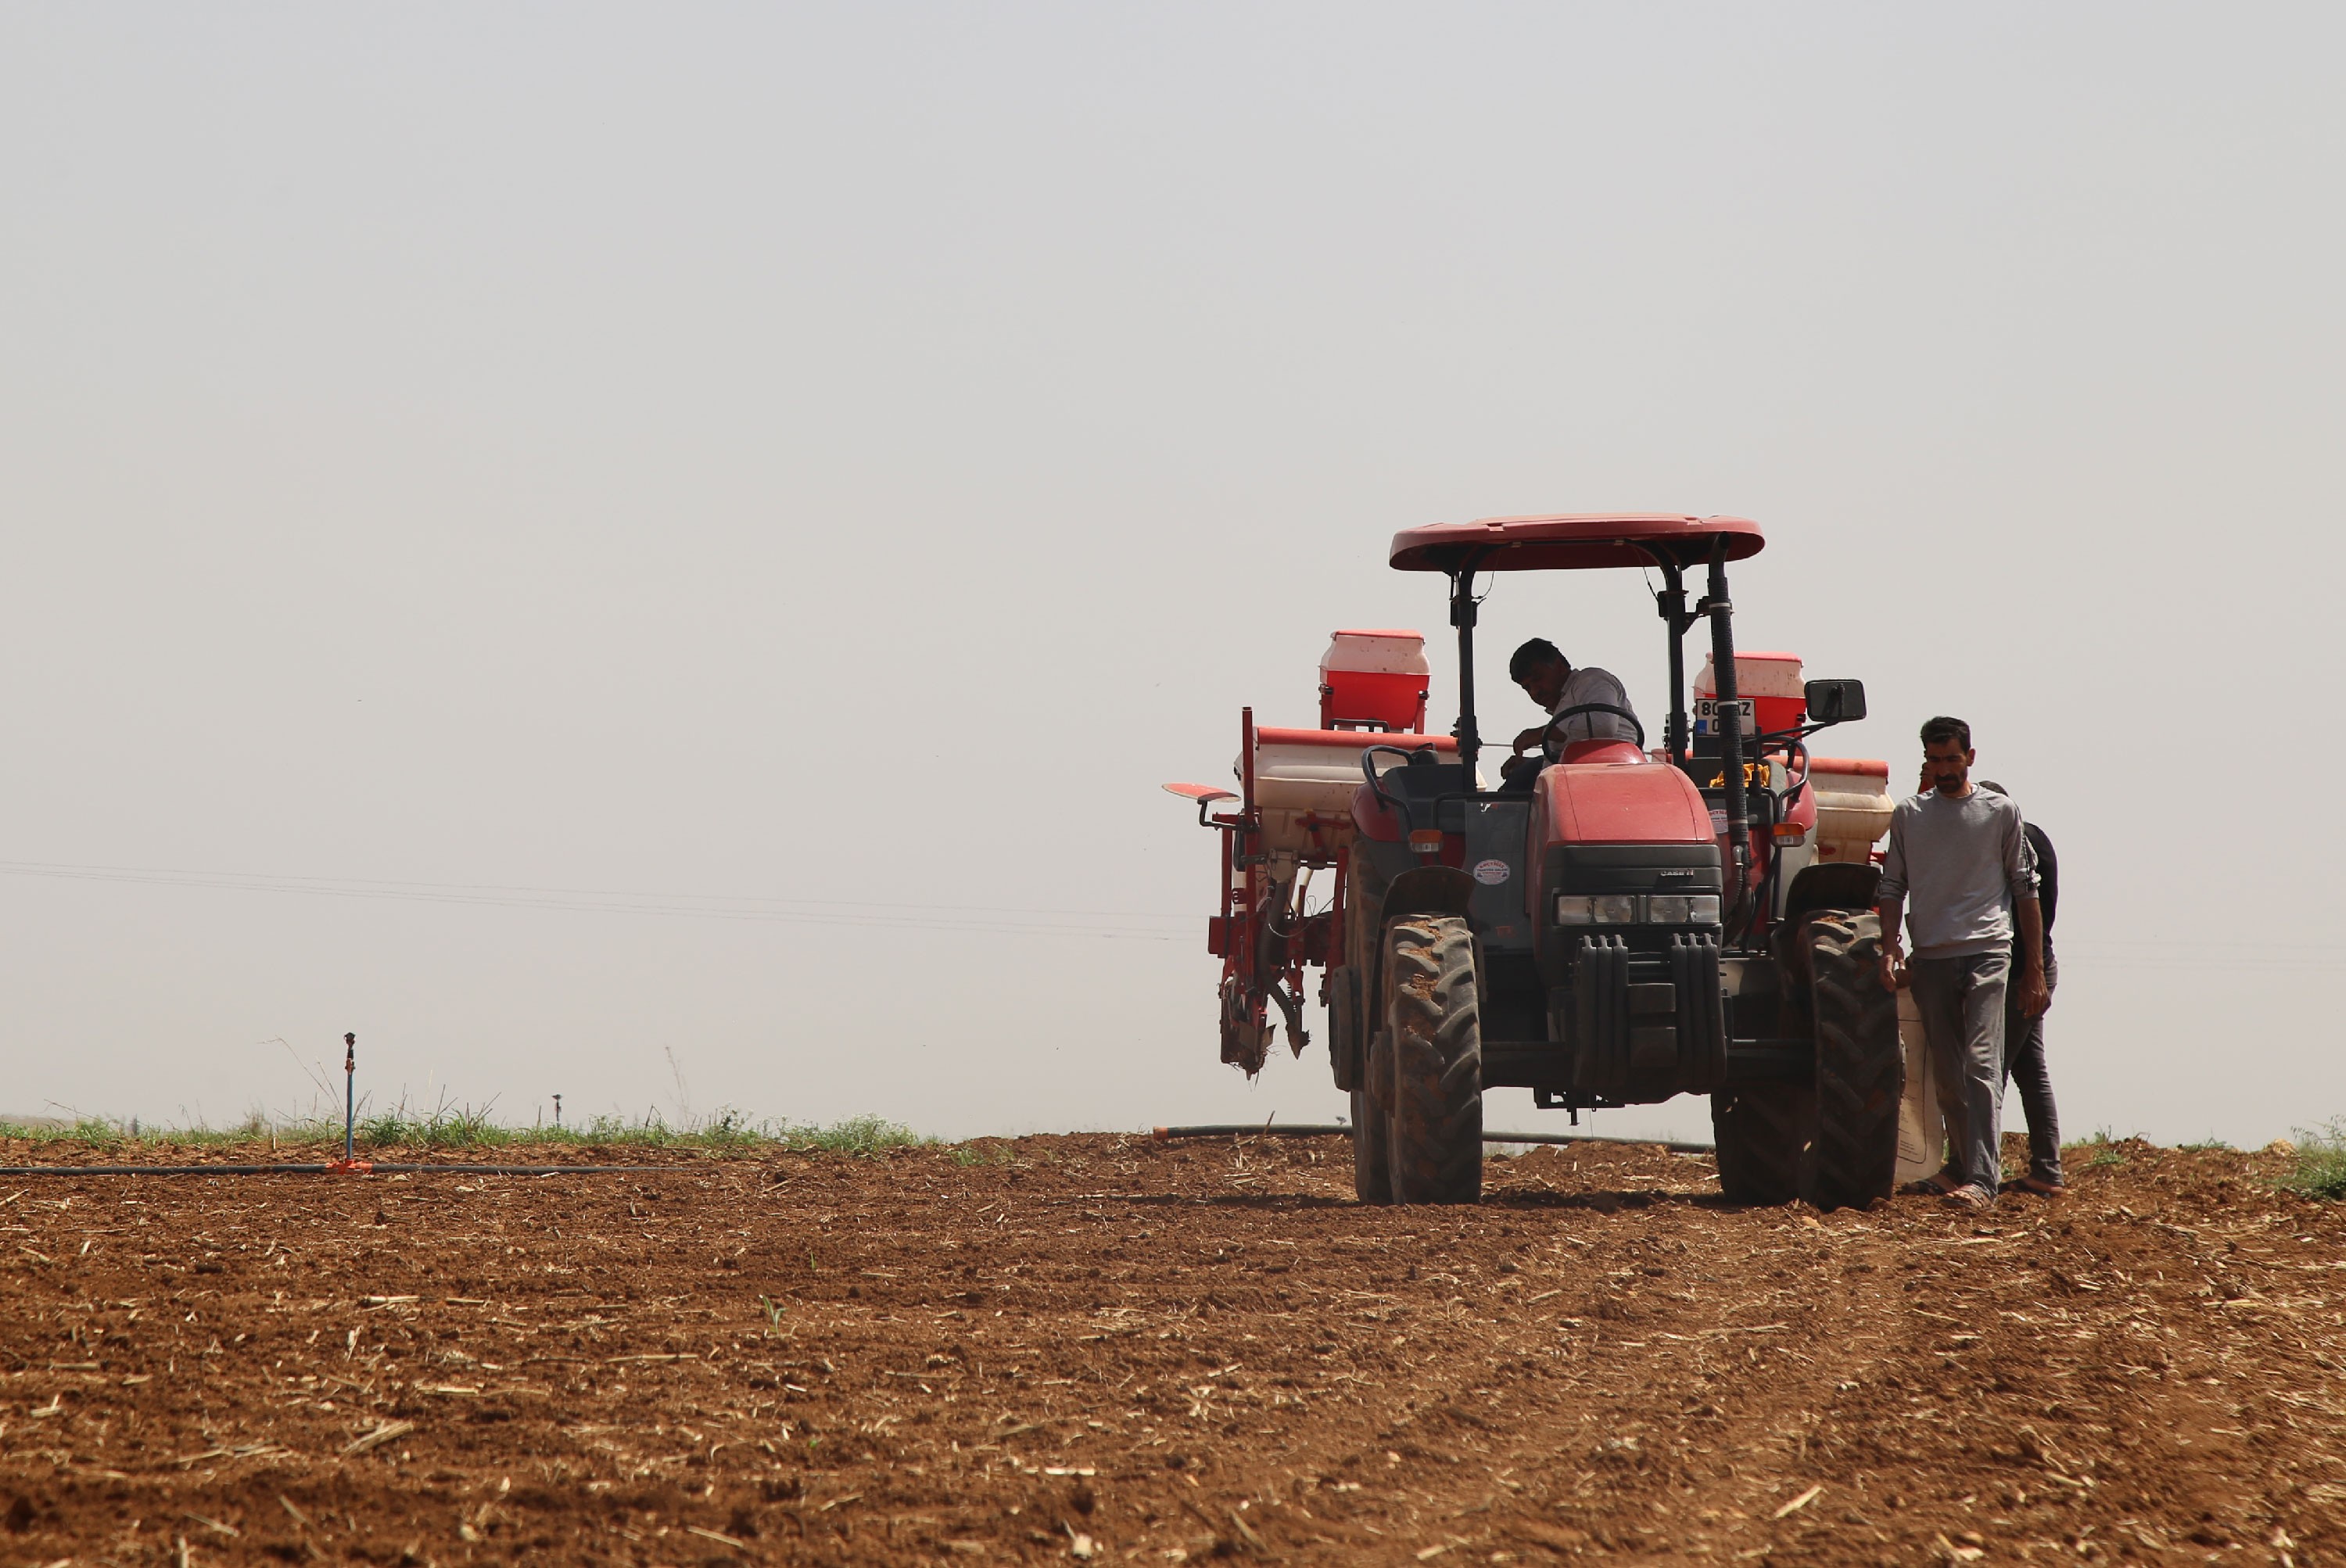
[0,1106,931,1158]
[2061,1127,2134,1170]
[777,1115,931,1157]
[2280,1119,2346,1201]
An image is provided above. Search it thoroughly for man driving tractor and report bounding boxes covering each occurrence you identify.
[1501,637,1645,788]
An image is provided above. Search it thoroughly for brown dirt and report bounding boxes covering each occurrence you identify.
[0,1132,2341,1566]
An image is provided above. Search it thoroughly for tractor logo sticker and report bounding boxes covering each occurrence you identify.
[1472,859,1511,886]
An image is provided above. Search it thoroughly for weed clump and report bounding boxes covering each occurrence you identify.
[2280,1120,2346,1200]
[780,1115,928,1157]
[2062,1127,2133,1170]
[0,1105,932,1157]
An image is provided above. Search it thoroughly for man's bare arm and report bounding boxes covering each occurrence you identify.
[1876,898,1907,990]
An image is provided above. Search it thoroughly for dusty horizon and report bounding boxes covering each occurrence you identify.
[3,3,2341,1147]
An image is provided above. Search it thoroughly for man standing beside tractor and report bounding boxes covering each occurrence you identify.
[1878,717,2051,1212]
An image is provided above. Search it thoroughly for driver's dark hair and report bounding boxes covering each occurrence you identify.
[1508,637,1568,682]
[1920,715,1971,751]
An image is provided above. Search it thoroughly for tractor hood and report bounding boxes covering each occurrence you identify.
[1538,760,1714,845]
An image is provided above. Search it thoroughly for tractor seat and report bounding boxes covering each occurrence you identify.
[1250,727,1460,816]
[1376,752,1472,806]
[1559,738,1647,766]
[1365,748,1478,836]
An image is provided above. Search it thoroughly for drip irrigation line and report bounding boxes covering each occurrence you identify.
[0,1163,698,1177]
[1150,1125,1715,1154]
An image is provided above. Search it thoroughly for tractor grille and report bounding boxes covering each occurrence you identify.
[1561,931,1726,1099]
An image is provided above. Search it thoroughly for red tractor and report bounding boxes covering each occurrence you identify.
[1165,514,1903,1208]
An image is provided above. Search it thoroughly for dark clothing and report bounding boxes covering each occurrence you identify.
[2023,822,2058,962]
[2003,952,2061,1182]
[2001,820,2061,1181]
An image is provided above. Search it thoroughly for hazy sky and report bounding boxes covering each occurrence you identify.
[3,4,2341,1146]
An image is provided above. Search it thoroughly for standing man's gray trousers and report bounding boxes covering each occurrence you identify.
[1910,951,2011,1193]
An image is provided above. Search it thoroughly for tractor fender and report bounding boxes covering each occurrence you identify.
[1383,865,1475,921]
[1360,867,1478,1063]
[1770,862,1889,1006]
[1351,783,1402,842]
[1781,862,1881,924]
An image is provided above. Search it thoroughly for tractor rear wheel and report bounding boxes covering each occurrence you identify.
[1328,965,1363,1092]
[1799,910,1903,1211]
[1383,916,1483,1204]
[1350,1084,1391,1204]
[1709,1081,1811,1205]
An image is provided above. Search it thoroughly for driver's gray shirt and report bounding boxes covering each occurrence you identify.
[1551,666,1641,746]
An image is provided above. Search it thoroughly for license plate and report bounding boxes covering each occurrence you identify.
[1692,697,1755,737]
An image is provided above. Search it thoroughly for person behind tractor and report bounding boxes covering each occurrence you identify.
[1978,780,2063,1195]
[1876,716,2050,1212]
[1499,637,1642,791]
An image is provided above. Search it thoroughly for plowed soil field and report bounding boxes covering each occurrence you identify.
[2,1132,2341,1566]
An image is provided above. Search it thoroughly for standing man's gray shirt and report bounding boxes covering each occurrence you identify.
[1878,791,2039,958]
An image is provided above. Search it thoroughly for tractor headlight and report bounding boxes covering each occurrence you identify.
[1645,894,1691,924]
[1553,895,1594,925]
[1591,895,1637,924]
[1688,895,1722,925]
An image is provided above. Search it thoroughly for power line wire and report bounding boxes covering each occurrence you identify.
[0,859,1191,942]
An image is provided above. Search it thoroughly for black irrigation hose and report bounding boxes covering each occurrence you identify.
[1150,1125,1716,1155]
[0,1134,1724,1175]
[0,1164,695,1177]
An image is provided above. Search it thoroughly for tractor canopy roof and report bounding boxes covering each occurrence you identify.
[1388,513,1764,574]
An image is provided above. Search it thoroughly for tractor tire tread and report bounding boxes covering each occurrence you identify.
[1801,910,1904,1211]
[1710,1081,1810,1206]
[1384,917,1483,1205]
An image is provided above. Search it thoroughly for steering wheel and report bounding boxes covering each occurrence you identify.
[1359,743,1442,811]
[1537,702,1646,759]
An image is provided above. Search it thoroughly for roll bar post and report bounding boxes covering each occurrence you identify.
[1704,545,1752,922]
[1448,553,1487,788]
[1648,555,1696,760]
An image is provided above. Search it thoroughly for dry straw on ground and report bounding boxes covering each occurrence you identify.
[0,1131,2337,1564]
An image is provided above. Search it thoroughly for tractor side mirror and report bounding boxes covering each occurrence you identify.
[1803,678,1867,726]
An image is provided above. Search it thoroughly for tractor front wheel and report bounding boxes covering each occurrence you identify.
[1799,910,1903,1211]
[1709,1081,1811,1205]
[1709,910,1903,1210]
[1383,916,1483,1204]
